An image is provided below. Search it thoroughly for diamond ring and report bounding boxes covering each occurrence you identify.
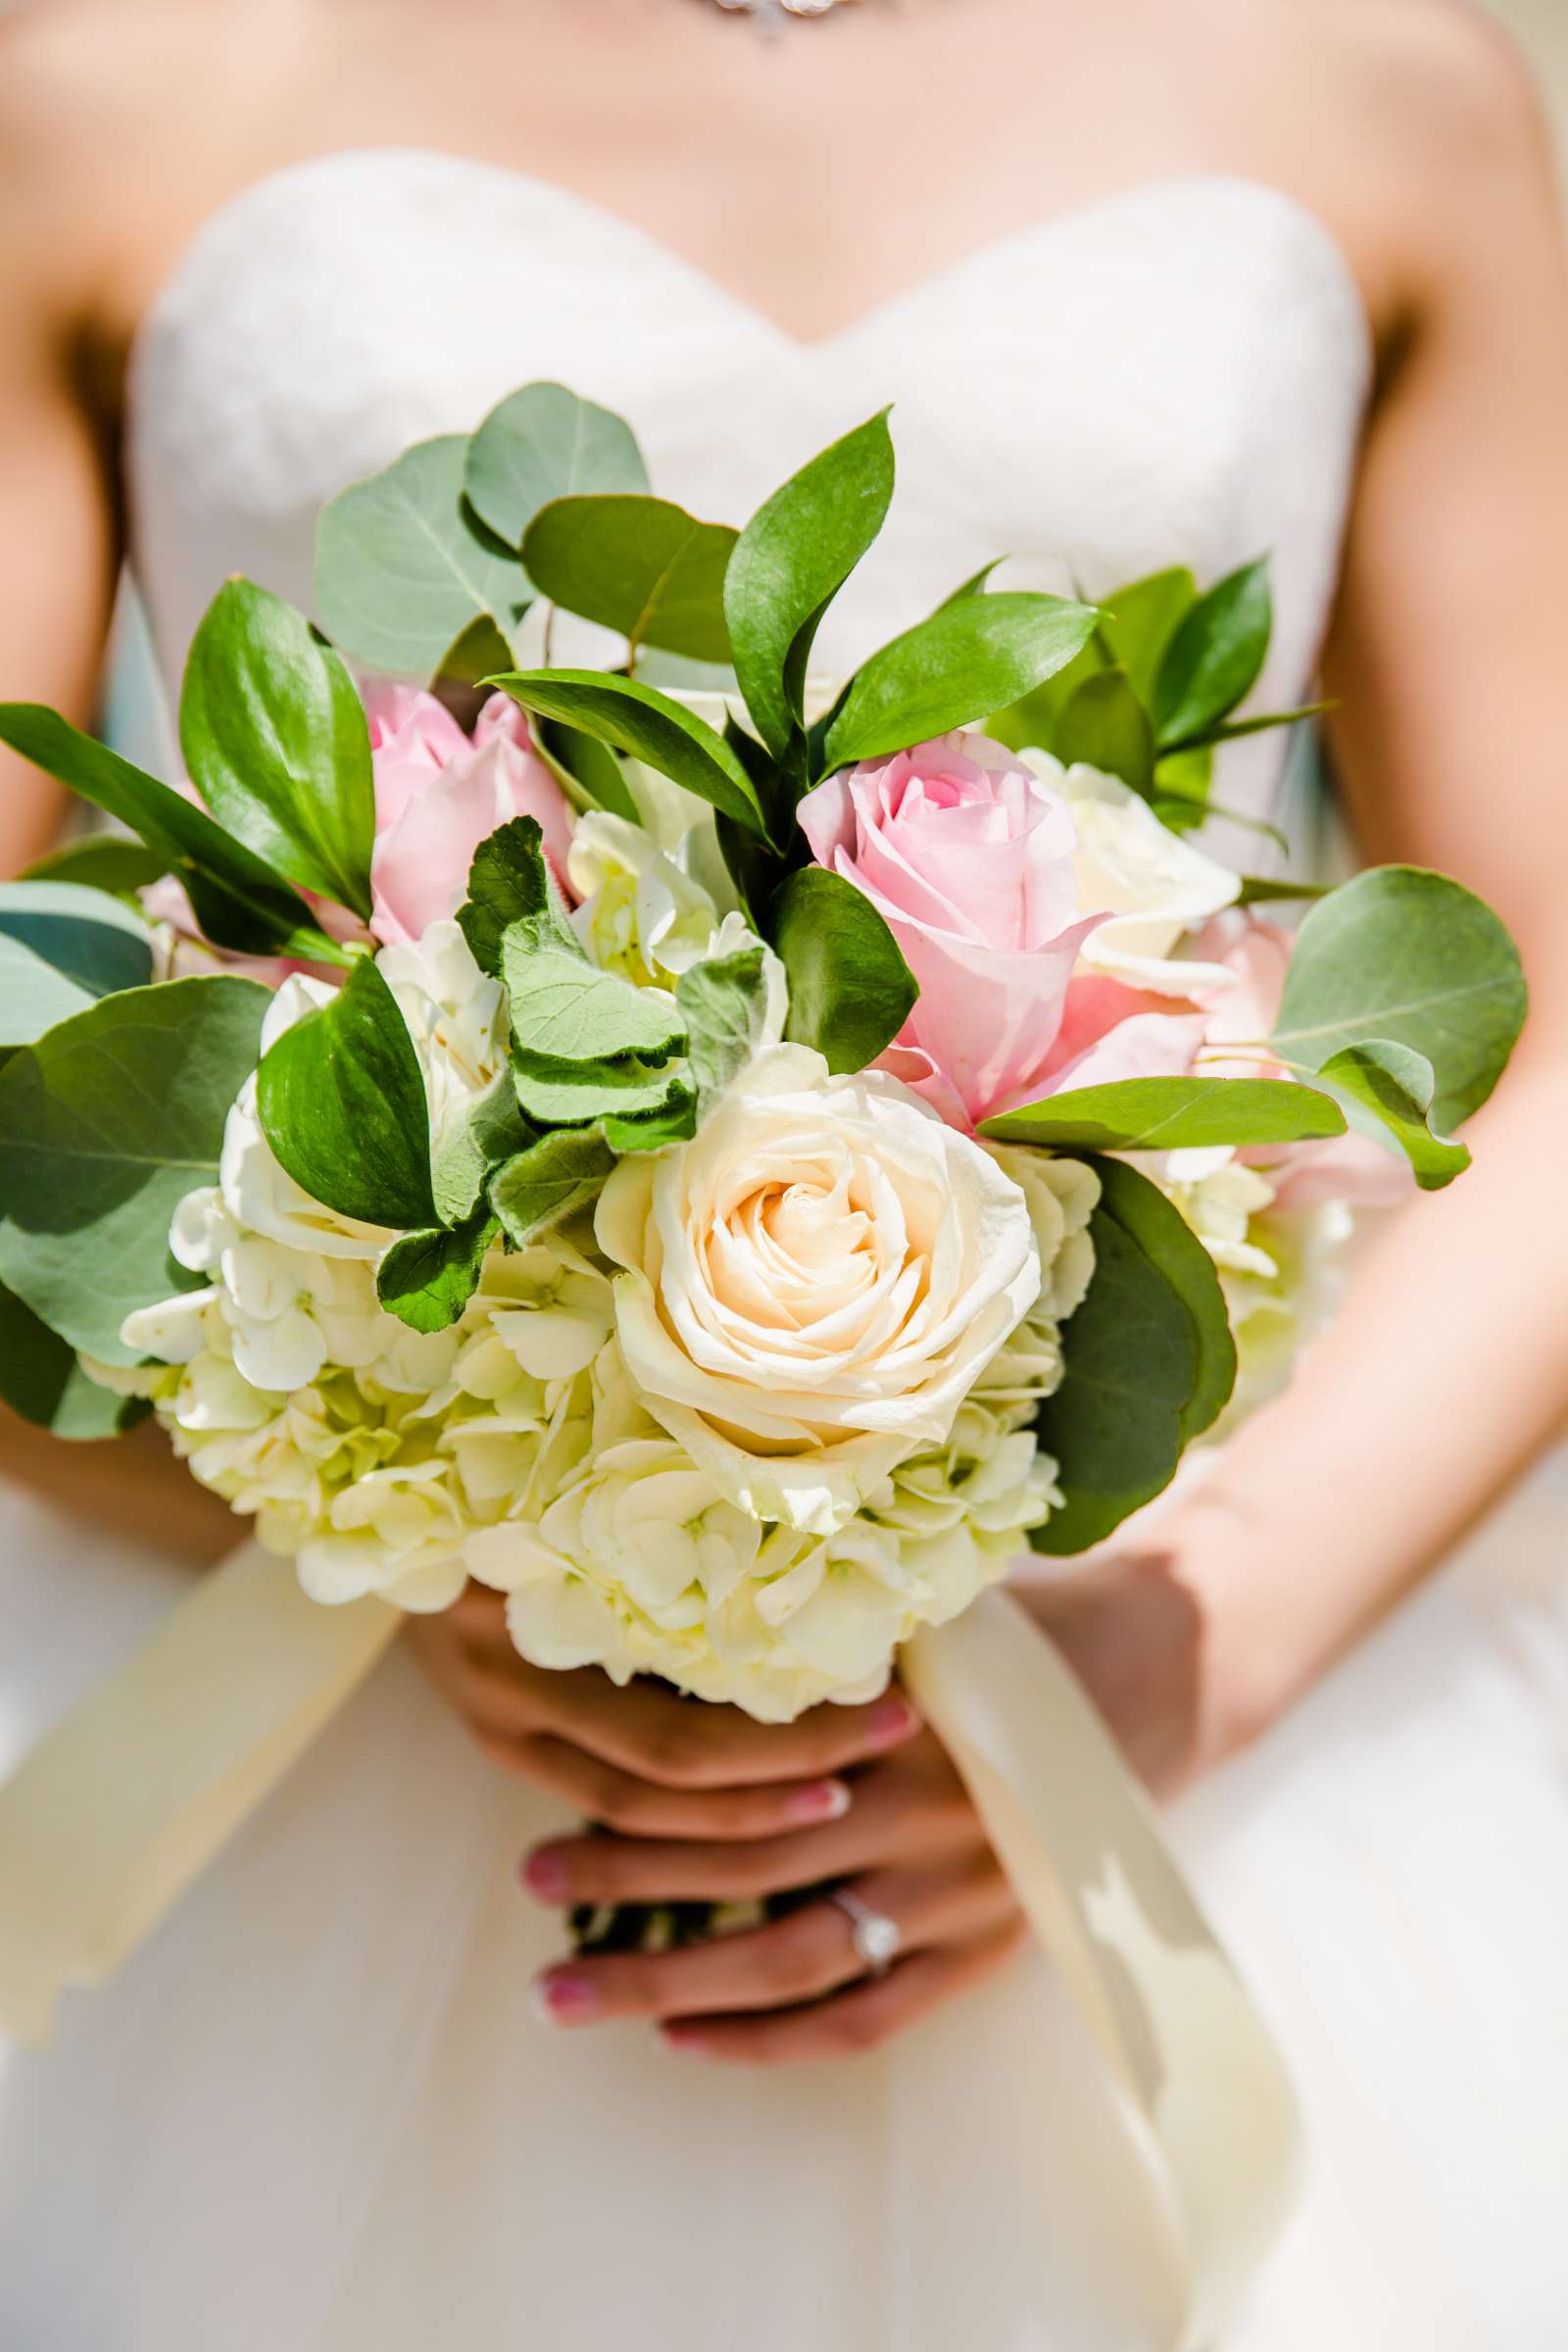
[829,1887,903,1976]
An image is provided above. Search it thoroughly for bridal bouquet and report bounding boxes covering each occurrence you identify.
[0,389,1525,1729]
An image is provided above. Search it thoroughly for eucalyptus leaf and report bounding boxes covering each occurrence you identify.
[257,957,437,1231]
[315,435,529,681]
[489,1128,616,1247]
[1152,559,1272,748]
[0,1280,147,1438]
[675,945,769,1106]
[20,836,169,899]
[0,881,154,1047]
[724,410,896,764]
[510,1047,692,1128]
[180,579,375,916]
[1316,1040,1471,1191]
[376,1208,498,1334]
[465,382,648,552]
[0,975,270,1363]
[1053,668,1155,794]
[523,494,737,662]
[822,593,1099,772]
[771,868,917,1076]
[980,1076,1346,1154]
[1270,865,1526,1129]
[490,671,766,835]
[0,704,348,964]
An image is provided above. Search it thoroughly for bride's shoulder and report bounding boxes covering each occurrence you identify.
[0,0,286,341]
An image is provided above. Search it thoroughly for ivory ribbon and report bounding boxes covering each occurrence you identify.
[0,1551,1300,2344]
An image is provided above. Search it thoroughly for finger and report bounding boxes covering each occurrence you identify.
[530,1856,1018,2028]
[515,1735,854,1856]
[523,1737,973,1907]
[657,1922,1031,2066]
[523,1672,923,1790]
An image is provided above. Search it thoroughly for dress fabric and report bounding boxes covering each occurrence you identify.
[2,151,1566,2351]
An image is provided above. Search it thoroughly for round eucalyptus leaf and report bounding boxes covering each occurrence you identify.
[466,382,649,551]
[0,881,154,1047]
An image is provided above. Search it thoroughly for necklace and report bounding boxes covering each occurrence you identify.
[704,0,861,19]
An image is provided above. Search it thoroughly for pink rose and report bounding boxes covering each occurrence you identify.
[798,731,1200,1127]
[363,684,575,947]
[1193,911,1413,1209]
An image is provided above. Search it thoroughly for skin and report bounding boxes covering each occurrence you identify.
[2,0,1567,2063]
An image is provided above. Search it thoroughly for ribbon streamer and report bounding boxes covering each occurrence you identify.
[0,1551,1299,2343]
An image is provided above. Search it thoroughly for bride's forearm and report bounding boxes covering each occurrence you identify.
[0,1407,235,1566]
[1172,1044,1568,1723]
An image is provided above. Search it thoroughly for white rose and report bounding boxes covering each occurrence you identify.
[594,1044,1042,1535]
[1018,752,1241,995]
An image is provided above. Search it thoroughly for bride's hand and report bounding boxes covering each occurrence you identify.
[522,1717,1025,2065]
[405,1585,924,1837]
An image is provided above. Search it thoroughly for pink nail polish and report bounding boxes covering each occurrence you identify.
[867,1694,919,1749]
[530,1971,599,2025]
[521,1847,568,1901]
[783,1778,853,1825]
[662,2024,711,2056]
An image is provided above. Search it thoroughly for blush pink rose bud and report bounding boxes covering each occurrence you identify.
[363,683,576,947]
[797,731,1200,1127]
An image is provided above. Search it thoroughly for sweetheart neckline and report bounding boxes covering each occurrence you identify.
[126,146,1376,390]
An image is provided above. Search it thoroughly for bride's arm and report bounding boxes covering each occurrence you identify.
[1031,35,1568,1784]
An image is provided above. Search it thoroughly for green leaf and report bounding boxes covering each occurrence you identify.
[1316,1040,1471,1192]
[1152,559,1272,748]
[1053,668,1155,794]
[523,494,737,662]
[465,382,649,552]
[534,715,641,824]
[822,593,1100,772]
[1269,865,1527,1129]
[0,975,270,1363]
[1030,1155,1235,1554]
[980,1076,1346,1154]
[0,881,154,1046]
[457,816,575,978]
[315,435,529,682]
[600,1089,699,1153]
[724,411,896,763]
[771,867,917,1076]
[0,1280,149,1438]
[1163,703,1330,757]
[21,836,170,899]
[510,1047,691,1128]
[0,705,348,964]
[1234,874,1332,906]
[179,579,375,917]
[376,1207,498,1334]
[1098,567,1197,703]
[489,1128,616,1247]
[505,943,685,1065]
[489,671,766,835]
[936,561,1005,609]
[675,945,769,1106]
[257,957,437,1230]
[431,1068,533,1227]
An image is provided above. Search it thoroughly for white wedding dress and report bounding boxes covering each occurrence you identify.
[3,153,1567,2352]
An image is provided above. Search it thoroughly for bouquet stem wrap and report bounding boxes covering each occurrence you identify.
[0,1551,1299,2347]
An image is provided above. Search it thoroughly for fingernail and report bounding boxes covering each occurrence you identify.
[530,1970,599,2026]
[521,1846,568,1901]
[783,1778,853,1825]
[662,2024,711,2057]
[867,1694,919,1749]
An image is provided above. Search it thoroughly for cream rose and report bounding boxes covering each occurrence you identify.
[593,1044,1042,1535]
